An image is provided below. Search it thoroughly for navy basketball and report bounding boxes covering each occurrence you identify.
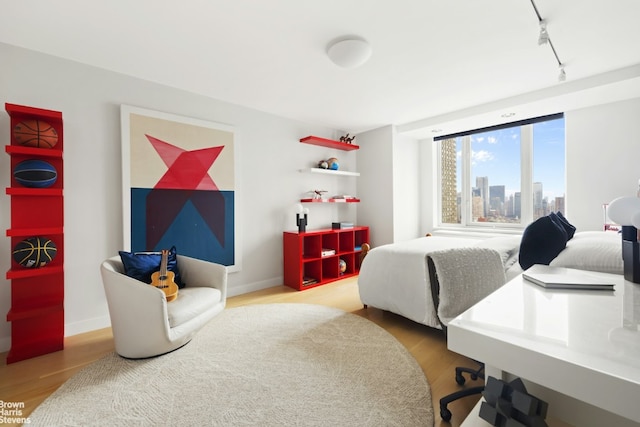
[12,237,57,268]
[13,159,58,188]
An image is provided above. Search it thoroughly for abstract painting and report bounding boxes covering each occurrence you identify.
[120,105,239,271]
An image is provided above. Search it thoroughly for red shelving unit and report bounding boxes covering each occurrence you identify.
[299,135,359,151]
[283,226,369,290]
[4,103,64,364]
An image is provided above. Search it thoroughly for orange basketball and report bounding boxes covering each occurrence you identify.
[13,119,59,148]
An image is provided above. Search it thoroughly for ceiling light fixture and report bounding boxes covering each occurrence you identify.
[530,0,566,82]
[326,37,372,69]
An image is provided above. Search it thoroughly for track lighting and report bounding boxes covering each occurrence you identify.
[538,20,549,45]
[530,0,566,82]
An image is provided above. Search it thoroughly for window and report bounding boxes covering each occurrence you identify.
[437,114,565,229]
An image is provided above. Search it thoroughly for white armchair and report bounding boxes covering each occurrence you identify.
[100,254,227,359]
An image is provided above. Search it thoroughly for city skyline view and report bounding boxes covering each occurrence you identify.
[441,116,566,224]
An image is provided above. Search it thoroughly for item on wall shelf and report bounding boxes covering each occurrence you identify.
[309,190,327,200]
[479,376,548,427]
[13,119,59,148]
[339,133,356,144]
[13,159,58,188]
[606,195,640,283]
[326,157,339,170]
[318,160,329,169]
[12,236,57,268]
[339,258,347,274]
[296,204,309,233]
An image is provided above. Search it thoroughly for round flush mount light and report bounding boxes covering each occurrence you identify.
[327,37,372,69]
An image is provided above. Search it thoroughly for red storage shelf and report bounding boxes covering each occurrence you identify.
[5,103,64,363]
[283,226,369,290]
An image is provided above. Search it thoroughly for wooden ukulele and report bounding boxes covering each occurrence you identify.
[150,249,179,302]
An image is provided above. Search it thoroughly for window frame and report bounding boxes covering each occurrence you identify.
[435,113,563,232]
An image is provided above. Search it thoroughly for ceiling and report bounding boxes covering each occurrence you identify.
[2,1,640,138]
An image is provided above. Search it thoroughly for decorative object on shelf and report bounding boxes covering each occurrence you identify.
[296,204,309,233]
[13,119,59,148]
[332,222,354,230]
[326,157,339,170]
[318,159,329,169]
[309,189,327,200]
[606,195,640,283]
[339,258,347,274]
[13,159,58,188]
[12,236,57,268]
[339,133,356,144]
[479,376,548,427]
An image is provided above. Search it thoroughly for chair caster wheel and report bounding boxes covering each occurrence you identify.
[440,406,452,422]
[470,374,478,381]
[455,374,466,385]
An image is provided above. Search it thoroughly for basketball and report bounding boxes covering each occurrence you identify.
[13,120,59,148]
[12,237,57,268]
[13,159,58,188]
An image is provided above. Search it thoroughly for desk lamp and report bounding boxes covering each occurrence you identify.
[607,196,640,283]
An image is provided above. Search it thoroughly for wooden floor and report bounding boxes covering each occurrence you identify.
[0,277,482,426]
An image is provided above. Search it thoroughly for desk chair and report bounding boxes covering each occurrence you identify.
[427,247,506,422]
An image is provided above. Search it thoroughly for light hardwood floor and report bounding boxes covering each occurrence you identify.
[0,277,482,426]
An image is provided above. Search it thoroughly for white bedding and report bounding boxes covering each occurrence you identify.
[357,236,482,328]
[357,232,621,329]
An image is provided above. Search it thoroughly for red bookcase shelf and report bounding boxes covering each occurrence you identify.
[283,226,369,290]
[4,103,64,364]
[299,135,359,151]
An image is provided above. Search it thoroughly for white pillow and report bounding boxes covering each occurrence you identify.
[549,231,623,274]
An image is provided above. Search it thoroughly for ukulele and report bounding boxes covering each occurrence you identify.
[150,249,179,302]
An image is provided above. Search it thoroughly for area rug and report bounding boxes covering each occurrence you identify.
[28,303,434,426]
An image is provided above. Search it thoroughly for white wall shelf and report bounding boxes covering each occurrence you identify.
[299,167,360,177]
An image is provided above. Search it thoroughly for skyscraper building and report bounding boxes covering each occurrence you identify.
[476,176,489,218]
[440,139,458,223]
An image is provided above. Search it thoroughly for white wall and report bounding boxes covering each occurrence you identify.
[0,43,357,351]
[566,98,640,230]
[355,126,394,247]
[392,133,421,242]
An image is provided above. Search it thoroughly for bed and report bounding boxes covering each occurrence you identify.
[357,231,623,329]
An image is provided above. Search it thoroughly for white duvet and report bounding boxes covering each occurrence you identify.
[357,231,621,329]
[357,235,522,329]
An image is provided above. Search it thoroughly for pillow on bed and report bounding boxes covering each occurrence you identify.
[518,215,568,270]
[549,231,623,274]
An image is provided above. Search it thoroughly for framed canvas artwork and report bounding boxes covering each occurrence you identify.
[121,105,240,272]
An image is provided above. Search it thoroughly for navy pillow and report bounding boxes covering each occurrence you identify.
[518,216,568,270]
[554,211,576,240]
[118,246,184,288]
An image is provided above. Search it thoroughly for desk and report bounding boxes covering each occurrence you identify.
[448,267,640,427]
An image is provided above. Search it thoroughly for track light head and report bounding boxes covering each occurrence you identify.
[538,19,549,45]
[558,65,566,82]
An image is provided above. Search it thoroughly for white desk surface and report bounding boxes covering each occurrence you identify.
[448,266,640,425]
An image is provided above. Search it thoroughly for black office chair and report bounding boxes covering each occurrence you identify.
[438,361,485,421]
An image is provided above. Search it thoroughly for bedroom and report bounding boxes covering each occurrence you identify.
[1,1,640,425]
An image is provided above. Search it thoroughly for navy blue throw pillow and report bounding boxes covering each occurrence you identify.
[518,216,568,270]
[118,246,184,288]
[554,211,576,240]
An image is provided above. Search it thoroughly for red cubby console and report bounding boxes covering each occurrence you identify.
[4,103,64,364]
[283,226,369,290]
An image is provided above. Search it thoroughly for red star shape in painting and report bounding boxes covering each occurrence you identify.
[143,134,227,250]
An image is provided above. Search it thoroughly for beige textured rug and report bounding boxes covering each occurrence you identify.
[28,303,434,426]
